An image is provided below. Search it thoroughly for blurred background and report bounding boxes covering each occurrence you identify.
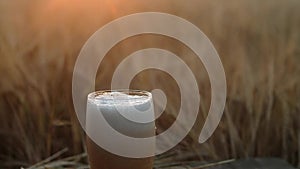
[0,0,299,168]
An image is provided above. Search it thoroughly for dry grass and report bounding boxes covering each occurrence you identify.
[0,0,299,168]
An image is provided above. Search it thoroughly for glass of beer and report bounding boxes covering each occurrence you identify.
[86,90,155,169]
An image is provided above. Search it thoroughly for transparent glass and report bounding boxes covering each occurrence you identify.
[86,90,155,169]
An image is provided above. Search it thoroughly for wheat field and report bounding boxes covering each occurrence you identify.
[0,0,299,168]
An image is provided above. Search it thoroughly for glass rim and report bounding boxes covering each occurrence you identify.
[87,89,152,104]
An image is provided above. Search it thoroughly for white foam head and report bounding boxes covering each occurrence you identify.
[88,90,155,124]
[90,91,152,107]
[87,90,155,135]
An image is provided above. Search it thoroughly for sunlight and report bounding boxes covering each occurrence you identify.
[104,0,118,16]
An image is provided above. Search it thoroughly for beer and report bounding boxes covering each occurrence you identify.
[86,90,155,169]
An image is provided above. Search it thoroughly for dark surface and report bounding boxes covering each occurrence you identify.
[208,158,295,169]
